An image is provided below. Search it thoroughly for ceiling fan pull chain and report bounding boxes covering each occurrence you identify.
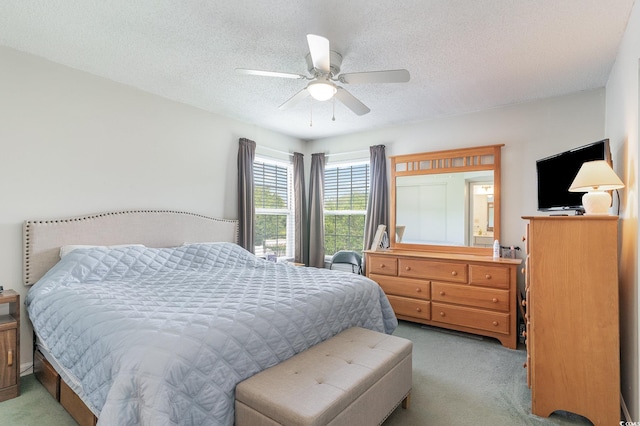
[332,96,336,121]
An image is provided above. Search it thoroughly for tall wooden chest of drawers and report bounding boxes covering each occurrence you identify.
[522,216,620,425]
[365,250,521,349]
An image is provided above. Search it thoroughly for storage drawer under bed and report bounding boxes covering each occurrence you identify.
[34,350,60,400]
[33,350,97,426]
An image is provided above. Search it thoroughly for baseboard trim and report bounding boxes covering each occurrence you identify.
[20,361,33,377]
[621,392,632,421]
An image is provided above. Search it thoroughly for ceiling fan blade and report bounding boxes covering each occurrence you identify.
[235,68,306,79]
[334,87,370,116]
[278,88,310,110]
[339,69,410,84]
[306,34,331,74]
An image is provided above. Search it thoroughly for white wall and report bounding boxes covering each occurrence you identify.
[308,89,607,255]
[605,0,640,420]
[0,46,305,368]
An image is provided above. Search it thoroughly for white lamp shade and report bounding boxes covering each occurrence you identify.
[568,160,624,192]
[569,160,624,215]
[307,80,337,101]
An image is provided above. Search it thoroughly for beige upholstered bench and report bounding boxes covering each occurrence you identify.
[235,327,412,426]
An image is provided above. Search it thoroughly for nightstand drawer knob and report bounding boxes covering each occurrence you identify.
[492,298,498,303]
[415,288,422,293]
[492,321,499,326]
[485,274,492,279]
[451,271,457,276]
[439,311,445,317]
[416,307,422,313]
[7,350,12,367]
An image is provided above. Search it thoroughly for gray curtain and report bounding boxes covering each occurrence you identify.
[237,138,256,252]
[308,153,326,268]
[364,145,389,257]
[293,152,308,265]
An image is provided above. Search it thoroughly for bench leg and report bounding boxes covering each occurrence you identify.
[401,391,411,409]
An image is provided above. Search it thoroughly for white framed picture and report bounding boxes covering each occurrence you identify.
[370,224,387,251]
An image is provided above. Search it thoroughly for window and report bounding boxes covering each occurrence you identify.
[324,161,370,256]
[254,158,294,258]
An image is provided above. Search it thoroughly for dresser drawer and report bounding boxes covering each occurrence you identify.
[387,295,431,320]
[432,282,509,312]
[431,302,510,334]
[469,264,510,289]
[367,255,398,276]
[398,258,467,283]
[370,274,430,300]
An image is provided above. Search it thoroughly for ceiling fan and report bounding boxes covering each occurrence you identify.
[236,34,410,116]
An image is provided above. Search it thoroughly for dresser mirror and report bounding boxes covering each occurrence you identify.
[390,144,503,255]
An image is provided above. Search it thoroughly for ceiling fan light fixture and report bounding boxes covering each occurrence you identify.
[307,80,337,101]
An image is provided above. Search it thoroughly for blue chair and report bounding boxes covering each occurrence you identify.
[329,250,363,274]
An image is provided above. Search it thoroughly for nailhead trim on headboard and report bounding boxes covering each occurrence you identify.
[23,210,239,285]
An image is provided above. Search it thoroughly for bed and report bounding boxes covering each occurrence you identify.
[23,210,398,426]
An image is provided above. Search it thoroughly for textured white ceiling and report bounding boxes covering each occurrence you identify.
[0,0,635,140]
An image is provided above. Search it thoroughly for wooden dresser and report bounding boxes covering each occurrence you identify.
[522,216,620,425]
[365,250,521,349]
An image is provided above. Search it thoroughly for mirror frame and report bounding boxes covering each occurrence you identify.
[390,144,503,255]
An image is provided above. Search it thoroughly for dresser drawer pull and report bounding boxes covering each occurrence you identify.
[416,307,422,313]
[405,266,411,271]
[379,264,386,268]
[451,271,457,276]
[439,291,445,296]
[415,288,422,293]
[439,311,445,317]
[492,321,499,326]
[492,298,498,303]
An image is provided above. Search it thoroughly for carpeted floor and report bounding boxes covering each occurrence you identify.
[385,321,592,425]
[0,371,77,426]
[0,321,594,425]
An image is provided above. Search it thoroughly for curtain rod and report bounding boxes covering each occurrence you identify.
[326,149,369,158]
[256,146,372,158]
[256,146,294,157]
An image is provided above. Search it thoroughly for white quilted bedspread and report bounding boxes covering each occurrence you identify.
[25,243,397,426]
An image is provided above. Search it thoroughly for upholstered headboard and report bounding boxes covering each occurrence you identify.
[23,210,239,285]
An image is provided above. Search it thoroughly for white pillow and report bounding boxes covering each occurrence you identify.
[59,244,145,258]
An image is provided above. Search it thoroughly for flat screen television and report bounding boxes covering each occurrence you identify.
[536,139,611,212]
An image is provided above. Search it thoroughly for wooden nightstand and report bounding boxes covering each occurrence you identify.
[0,289,20,402]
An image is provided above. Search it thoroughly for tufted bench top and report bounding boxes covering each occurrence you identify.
[235,327,413,426]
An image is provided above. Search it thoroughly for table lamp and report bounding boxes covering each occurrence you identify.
[569,160,624,215]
